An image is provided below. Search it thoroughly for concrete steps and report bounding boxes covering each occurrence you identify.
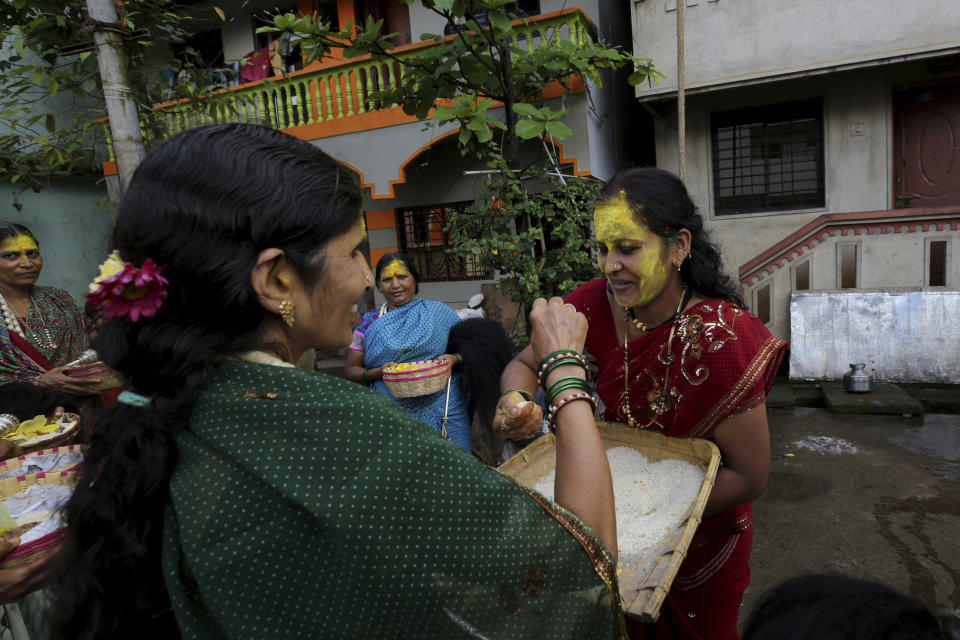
[768,380,960,415]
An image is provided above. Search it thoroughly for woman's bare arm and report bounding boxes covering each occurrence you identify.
[703,405,771,517]
[528,298,617,560]
[495,346,544,439]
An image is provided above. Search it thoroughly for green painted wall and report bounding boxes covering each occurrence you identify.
[2,177,113,306]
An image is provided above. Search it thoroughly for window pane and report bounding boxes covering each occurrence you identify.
[839,245,858,289]
[929,240,947,286]
[395,204,490,282]
[794,261,810,291]
[756,285,771,324]
[712,98,825,215]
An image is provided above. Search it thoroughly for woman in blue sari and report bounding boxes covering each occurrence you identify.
[345,252,472,452]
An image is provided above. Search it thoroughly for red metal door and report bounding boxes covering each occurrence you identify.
[894,83,960,208]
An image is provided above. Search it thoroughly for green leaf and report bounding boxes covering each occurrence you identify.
[488,10,513,33]
[475,123,492,143]
[544,120,572,140]
[512,102,540,117]
[48,79,58,98]
[514,119,545,139]
[432,105,456,121]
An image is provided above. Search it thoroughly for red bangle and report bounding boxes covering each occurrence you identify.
[547,392,597,433]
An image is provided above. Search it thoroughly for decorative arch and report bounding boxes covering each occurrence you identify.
[356,129,592,200]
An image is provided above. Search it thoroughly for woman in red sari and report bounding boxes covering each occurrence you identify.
[0,223,96,395]
[497,168,787,639]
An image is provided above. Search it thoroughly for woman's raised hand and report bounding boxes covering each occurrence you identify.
[528,297,587,364]
[34,366,102,396]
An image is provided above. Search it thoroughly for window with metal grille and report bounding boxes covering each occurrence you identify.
[712,98,825,215]
[396,203,491,282]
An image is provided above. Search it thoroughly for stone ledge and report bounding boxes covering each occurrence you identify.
[821,382,925,416]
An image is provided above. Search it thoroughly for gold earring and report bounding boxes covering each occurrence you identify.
[279,299,295,327]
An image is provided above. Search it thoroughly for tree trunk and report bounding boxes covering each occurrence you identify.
[499,43,520,170]
[86,0,146,197]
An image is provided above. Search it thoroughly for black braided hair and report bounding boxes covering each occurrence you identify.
[46,123,363,639]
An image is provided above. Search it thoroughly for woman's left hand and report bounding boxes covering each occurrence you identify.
[0,538,56,604]
[0,440,22,460]
[437,354,459,369]
[34,366,102,396]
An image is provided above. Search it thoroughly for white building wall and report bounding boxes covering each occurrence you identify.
[655,68,896,286]
[652,62,960,342]
[631,0,960,99]
[746,225,960,341]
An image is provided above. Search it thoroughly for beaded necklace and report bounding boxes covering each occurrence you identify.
[621,285,689,429]
[0,292,57,351]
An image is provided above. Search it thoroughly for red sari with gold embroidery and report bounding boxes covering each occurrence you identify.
[566,279,787,640]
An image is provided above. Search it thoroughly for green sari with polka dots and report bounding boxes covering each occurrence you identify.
[162,360,624,639]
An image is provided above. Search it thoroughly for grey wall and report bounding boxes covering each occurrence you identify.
[2,178,112,305]
[790,290,960,383]
[648,61,960,341]
[631,0,960,98]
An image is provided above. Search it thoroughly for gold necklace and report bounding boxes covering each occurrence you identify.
[621,286,688,429]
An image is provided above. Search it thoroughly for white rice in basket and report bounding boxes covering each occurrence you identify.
[532,446,705,574]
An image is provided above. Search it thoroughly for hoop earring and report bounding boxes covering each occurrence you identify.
[279,299,295,327]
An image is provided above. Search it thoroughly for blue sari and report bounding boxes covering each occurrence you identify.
[362,299,472,453]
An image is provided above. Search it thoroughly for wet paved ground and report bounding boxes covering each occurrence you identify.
[742,407,960,625]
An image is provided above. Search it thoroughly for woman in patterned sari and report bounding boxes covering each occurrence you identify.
[47,124,625,639]
[497,167,787,640]
[344,252,472,452]
[0,223,95,395]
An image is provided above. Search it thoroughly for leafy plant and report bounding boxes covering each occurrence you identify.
[262,0,659,338]
[1,1,253,191]
[448,162,602,343]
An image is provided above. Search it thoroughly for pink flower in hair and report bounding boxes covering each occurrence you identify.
[86,256,169,322]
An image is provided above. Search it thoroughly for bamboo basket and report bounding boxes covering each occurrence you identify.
[0,444,86,482]
[1,413,81,454]
[382,360,451,398]
[498,422,720,622]
[0,449,83,569]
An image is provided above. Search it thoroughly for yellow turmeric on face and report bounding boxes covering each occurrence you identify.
[379,260,411,283]
[594,192,670,308]
[0,234,39,256]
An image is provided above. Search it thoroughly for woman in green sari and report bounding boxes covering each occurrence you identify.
[47,124,623,639]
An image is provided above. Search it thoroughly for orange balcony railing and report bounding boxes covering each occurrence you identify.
[101,9,596,161]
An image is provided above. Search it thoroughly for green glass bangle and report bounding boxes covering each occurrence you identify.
[537,349,580,373]
[500,388,533,402]
[544,375,587,399]
[545,379,592,407]
[360,368,369,384]
[541,357,587,386]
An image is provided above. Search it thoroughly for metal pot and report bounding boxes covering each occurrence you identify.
[0,413,19,436]
[64,349,98,368]
[843,363,871,393]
